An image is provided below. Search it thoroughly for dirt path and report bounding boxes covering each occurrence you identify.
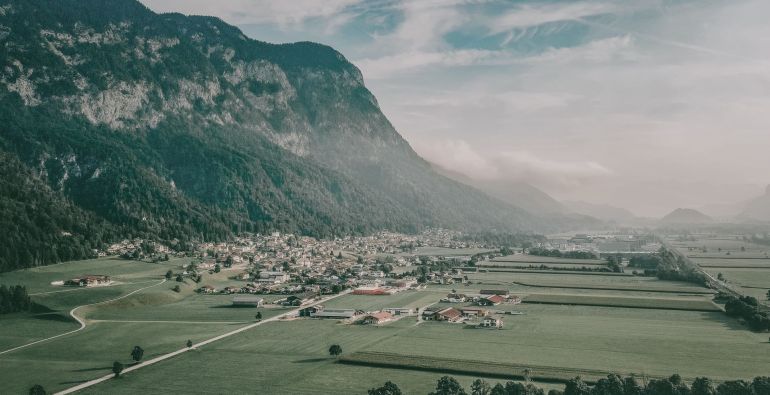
[0,279,167,356]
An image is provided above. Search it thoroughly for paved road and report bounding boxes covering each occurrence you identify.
[54,290,352,395]
[0,279,167,356]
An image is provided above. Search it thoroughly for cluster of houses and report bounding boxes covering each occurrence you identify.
[297,304,416,325]
[440,290,522,307]
[61,275,112,287]
[422,306,504,328]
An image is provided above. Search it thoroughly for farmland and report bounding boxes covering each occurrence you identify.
[490,254,607,266]
[2,247,769,394]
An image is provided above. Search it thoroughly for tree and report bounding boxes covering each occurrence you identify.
[214,264,221,273]
[692,377,717,395]
[131,345,144,363]
[328,344,342,357]
[172,285,181,292]
[623,376,644,395]
[255,311,262,320]
[490,384,507,395]
[471,379,491,395]
[165,270,172,280]
[524,368,533,382]
[430,376,467,395]
[369,381,403,395]
[564,377,591,395]
[112,361,124,377]
[751,377,770,395]
[766,290,770,301]
[593,374,624,395]
[28,384,46,395]
[186,339,193,348]
[716,380,752,395]
[175,274,184,282]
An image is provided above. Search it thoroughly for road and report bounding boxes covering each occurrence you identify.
[54,289,352,395]
[0,279,167,356]
[657,237,742,298]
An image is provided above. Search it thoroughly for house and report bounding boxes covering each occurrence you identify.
[198,285,216,294]
[232,295,264,307]
[460,307,489,318]
[361,311,394,325]
[65,275,112,287]
[299,304,324,317]
[478,295,505,306]
[235,272,251,280]
[509,296,522,305]
[257,271,290,284]
[479,316,504,328]
[427,307,463,322]
[442,292,467,303]
[384,307,414,316]
[223,286,241,294]
[480,289,509,296]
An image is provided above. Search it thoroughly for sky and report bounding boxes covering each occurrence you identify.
[140,0,770,217]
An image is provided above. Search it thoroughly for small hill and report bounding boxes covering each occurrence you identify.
[660,208,713,224]
[738,185,770,222]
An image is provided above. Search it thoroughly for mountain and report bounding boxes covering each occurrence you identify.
[0,0,549,271]
[564,201,637,223]
[738,185,770,222]
[430,164,567,215]
[660,208,713,224]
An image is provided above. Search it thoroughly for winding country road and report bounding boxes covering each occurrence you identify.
[54,289,352,395]
[0,279,167,356]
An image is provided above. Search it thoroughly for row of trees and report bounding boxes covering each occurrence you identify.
[369,374,770,395]
[725,296,770,331]
[528,248,598,260]
[0,284,32,314]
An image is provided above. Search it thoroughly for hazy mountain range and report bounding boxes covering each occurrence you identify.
[0,0,601,271]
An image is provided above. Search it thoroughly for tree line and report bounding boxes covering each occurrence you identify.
[0,284,32,314]
[369,374,770,395]
[725,296,770,332]
[528,248,598,260]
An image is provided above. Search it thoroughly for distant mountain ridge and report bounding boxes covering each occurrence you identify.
[563,201,637,223]
[660,208,713,224]
[0,0,577,271]
[738,185,770,222]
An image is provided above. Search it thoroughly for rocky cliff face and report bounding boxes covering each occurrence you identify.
[0,0,555,270]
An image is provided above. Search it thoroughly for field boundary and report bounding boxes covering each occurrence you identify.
[338,351,676,384]
[513,281,715,295]
[474,269,631,277]
[522,296,722,312]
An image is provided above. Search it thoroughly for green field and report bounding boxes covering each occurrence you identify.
[412,247,495,256]
[523,293,721,312]
[491,254,606,265]
[703,268,770,301]
[79,304,770,394]
[2,253,767,394]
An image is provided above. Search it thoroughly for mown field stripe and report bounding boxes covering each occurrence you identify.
[513,281,715,294]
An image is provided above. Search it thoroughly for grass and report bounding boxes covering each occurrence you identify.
[703,268,770,301]
[412,247,495,256]
[323,290,443,312]
[523,293,721,312]
[491,254,606,265]
[78,304,770,394]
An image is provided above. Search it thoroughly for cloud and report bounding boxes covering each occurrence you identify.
[141,0,360,28]
[489,2,618,34]
[355,49,499,79]
[413,138,611,189]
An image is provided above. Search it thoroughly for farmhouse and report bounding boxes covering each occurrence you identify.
[442,292,467,303]
[198,285,216,294]
[480,289,509,296]
[509,295,522,305]
[232,295,264,307]
[299,304,324,317]
[460,307,489,318]
[384,307,414,316]
[479,316,504,328]
[423,307,464,322]
[478,295,505,306]
[65,275,112,287]
[361,311,394,325]
[257,271,290,284]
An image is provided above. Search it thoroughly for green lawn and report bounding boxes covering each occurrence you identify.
[323,290,443,312]
[704,268,770,301]
[491,254,606,265]
[78,303,770,394]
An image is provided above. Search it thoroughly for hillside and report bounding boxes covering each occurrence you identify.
[0,0,553,271]
[660,208,713,224]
